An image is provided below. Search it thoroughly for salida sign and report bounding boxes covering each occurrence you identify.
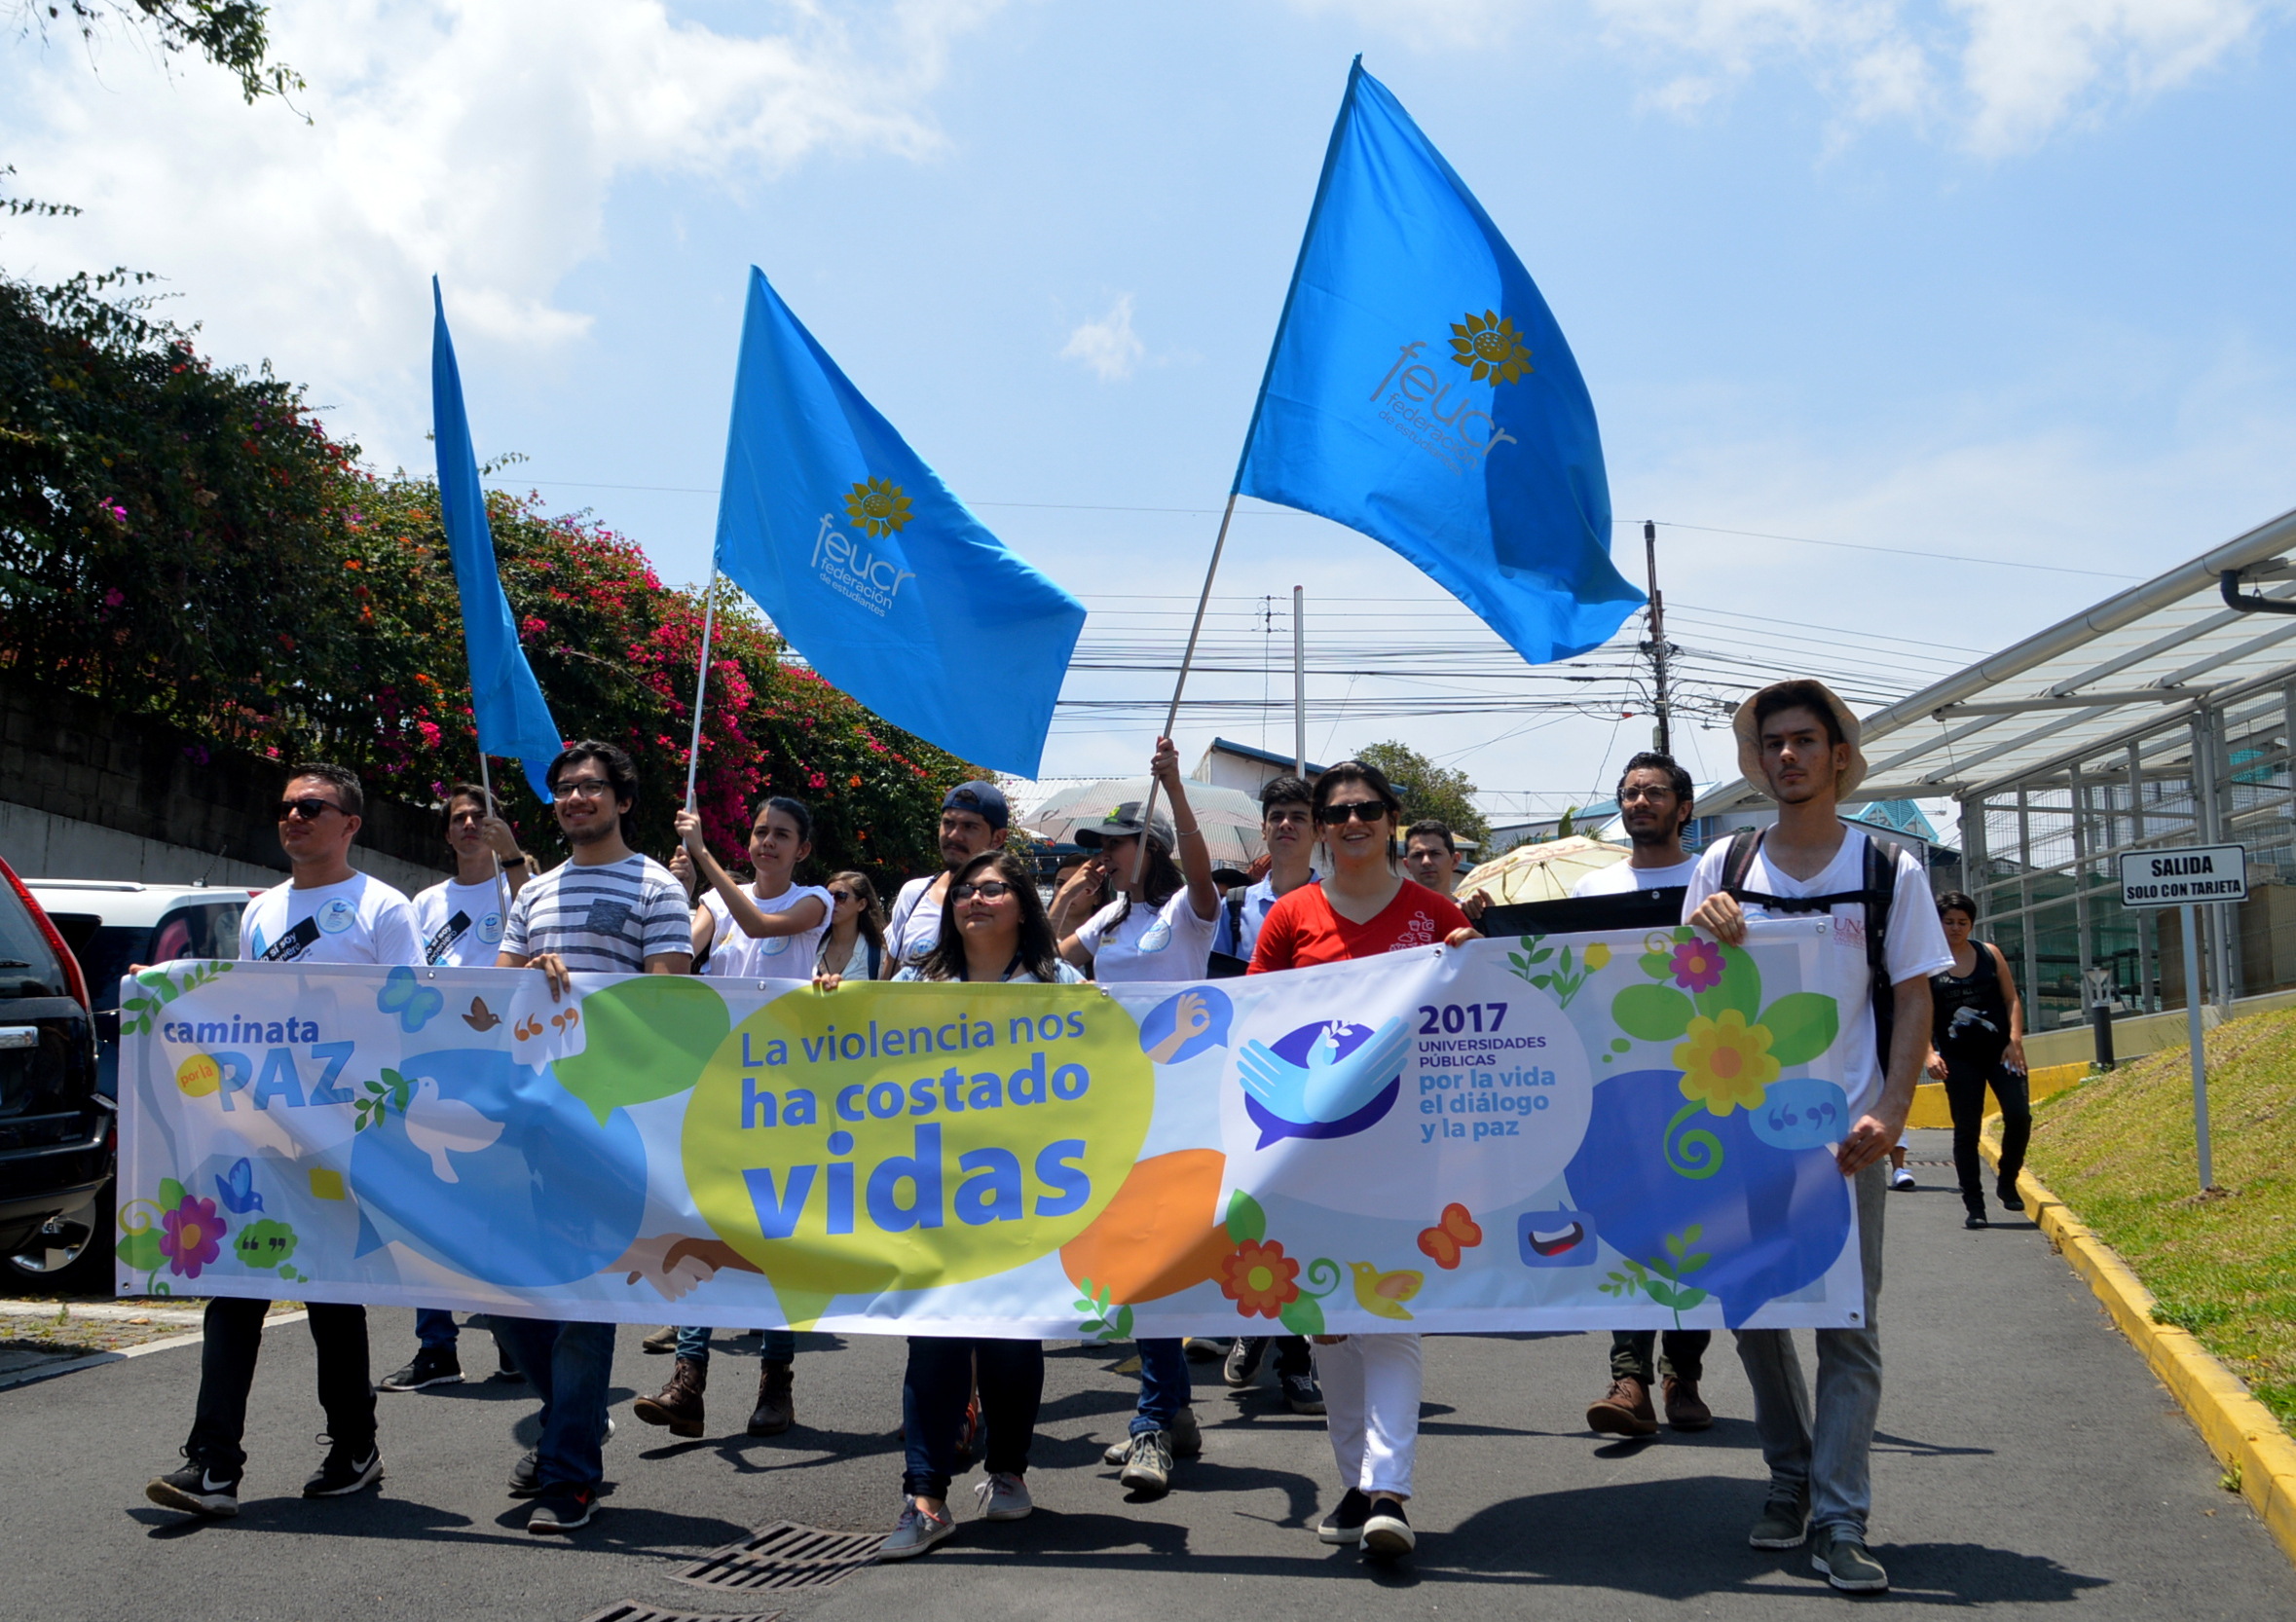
[2119,843,2249,907]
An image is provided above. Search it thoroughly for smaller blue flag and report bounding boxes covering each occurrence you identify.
[431,279,562,801]
[1235,60,1643,665]
[713,268,1086,777]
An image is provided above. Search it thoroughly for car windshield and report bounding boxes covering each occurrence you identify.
[0,886,70,999]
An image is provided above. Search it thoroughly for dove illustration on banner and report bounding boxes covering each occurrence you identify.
[1238,1017,1411,1124]
[403,1076,507,1183]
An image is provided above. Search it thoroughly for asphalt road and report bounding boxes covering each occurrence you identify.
[4,1129,2291,1622]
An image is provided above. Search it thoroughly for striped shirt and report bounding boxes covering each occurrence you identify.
[502,855,690,974]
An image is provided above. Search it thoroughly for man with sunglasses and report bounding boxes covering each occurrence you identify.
[147,763,421,1521]
[885,781,1010,971]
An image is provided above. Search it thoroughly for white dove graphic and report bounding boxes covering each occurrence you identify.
[402,1077,505,1184]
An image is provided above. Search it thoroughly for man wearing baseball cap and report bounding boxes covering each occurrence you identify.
[885,781,1010,970]
[1682,679,1950,1596]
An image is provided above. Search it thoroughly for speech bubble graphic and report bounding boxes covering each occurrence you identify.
[1517,1208,1598,1268]
[555,976,729,1124]
[1240,1018,1403,1148]
[1750,1078,1849,1152]
[682,982,1154,1328]
[1137,985,1233,1065]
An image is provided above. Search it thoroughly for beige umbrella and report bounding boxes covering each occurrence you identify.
[1025,777,1266,867]
[1457,835,1632,905]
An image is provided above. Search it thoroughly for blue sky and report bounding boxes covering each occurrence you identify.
[5,0,2293,822]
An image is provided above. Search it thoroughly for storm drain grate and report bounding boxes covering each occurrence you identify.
[576,1605,783,1622]
[672,1522,887,1593]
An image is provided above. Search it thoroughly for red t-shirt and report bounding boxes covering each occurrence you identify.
[1247,879,1470,973]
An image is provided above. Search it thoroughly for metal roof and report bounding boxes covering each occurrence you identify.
[1698,503,2296,816]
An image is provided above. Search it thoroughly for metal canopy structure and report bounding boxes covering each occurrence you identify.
[1696,503,2296,1030]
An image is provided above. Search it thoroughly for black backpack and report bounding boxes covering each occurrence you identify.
[1718,827,1900,1064]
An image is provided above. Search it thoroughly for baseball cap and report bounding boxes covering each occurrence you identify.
[1075,800,1176,851]
[941,781,1010,829]
[1733,680,1869,800]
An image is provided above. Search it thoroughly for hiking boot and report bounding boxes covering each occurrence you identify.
[880,1499,955,1560]
[527,1484,596,1533]
[146,1456,241,1518]
[1362,1497,1414,1557]
[747,1360,795,1436]
[641,1324,680,1354]
[1998,1175,2026,1212]
[302,1437,383,1497]
[633,1355,707,1437]
[1811,1528,1890,1592]
[1224,1335,1267,1388]
[1587,1375,1659,1437]
[1317,1487,1373,1545]
[1663,1376,1713,1432]
[379,1345,462,1392]
[1280,1370,1325,1415]
[1118,1428,1174,1494]
[1748,1486,1810,1548]
[974,1470,1033,1521]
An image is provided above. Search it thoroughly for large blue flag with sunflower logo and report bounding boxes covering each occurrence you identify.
[712,268,1085,776]
[1234,60,1642,664]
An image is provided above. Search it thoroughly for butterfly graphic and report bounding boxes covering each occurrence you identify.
[1416,1202,1484,1271]
[462,996,501,1033]
[377,965,445,1033]
[214,1156,264,1215]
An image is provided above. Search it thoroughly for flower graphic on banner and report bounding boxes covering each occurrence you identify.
[843,476,913,537]
[1670,939,1725,993]
[1449,310,1533,385]
[1676,1010,1780,1117]
[160,1193,226,1279]
[1220,1238,1302,1318]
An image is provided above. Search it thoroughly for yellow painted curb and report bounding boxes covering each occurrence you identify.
[1981,1128,2296,1567]
[1905,1061,2089,1130]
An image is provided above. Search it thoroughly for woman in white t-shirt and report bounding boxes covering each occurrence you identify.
[673,797,832,978]
[1056,737,1220,984]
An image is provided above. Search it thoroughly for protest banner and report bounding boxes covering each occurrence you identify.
[116,920,1868,1338]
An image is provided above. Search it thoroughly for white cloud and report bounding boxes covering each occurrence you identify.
[1060,292,1146,382]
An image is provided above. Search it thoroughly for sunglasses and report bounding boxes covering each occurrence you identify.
[1315,801,1389,826]
[827,888,858,903]
[952,880,1017,902]
[275,797,344,822]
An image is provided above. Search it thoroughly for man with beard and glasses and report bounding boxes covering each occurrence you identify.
[885,782,1010,972]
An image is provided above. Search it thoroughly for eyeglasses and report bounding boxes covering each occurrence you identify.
[1315,801,1389,826]
[828,888,858,903]
[1617,786,1677,804]
[952,880,1016,901]
[275,797,344,822]
[554,777,614,800]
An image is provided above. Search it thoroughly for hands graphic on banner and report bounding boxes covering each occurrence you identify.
[1238,1016,1411,1124]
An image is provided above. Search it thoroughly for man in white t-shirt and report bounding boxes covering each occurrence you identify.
[884,782,1009,970]
[147,763,420,1522]
[1683,682,1950,1595]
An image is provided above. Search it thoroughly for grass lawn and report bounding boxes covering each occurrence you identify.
[2023,1007,2296,1430]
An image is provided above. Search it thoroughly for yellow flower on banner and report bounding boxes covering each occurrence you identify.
[843,476,913,538]
[1583,941,1611,972]
[1449,311,1534,385]
[1674,1009,1778,1117]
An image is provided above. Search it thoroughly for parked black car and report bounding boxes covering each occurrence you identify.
[0,856,107,1290]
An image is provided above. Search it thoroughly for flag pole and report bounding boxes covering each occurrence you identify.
[684,561,722,815]
[1130,493,1240,890]
[474,750,510,924]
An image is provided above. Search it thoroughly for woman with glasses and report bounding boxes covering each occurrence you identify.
[1249,758,1473,1561]
[815,870,890,981]
[876,848,1081,1560]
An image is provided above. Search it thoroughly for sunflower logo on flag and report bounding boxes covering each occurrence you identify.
[843,476,914,538]
[1448,311,1534,385]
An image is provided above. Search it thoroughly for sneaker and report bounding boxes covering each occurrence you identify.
[1118,1428,1174,1494]
[508,1449,542,1498]
[975,1471,1033,1521]
[880,1499,956,1560]
[303,1439,383,1497]
[747,1359,795,1437]
[632,1355,707,1438]
[1587,1375,1659,1438]
[146,1457,241,1518]
[527,1484,596,1533]
[1361,1497,1414,1557]
[1965,1210,1989,1230]
[1280,1370,1325,1416]
[1998,1176,2026,1212]
[1890,1166,1916,1191]
[1317,1487,1373,1545]
[1662,1376,1714,1432]
[1748,1487,1810,1549]
[1105,1405,1203,1465]
[642,1323,681,1354]
[378,1345,463,1392]
[1810,1528,1890,1592]
[1183,1337,1227,1362]
[1224,1335,1268,1388]
[491,1345,525,1382]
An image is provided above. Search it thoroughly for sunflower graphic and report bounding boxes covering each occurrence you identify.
[842,476,914,538]
[1449,311,1534,385]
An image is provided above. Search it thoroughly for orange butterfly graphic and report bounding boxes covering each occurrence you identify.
[1417,1202,1485,1271]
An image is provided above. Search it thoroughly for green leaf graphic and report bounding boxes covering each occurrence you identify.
[116,1228,165,1272]
[1638,951,1671,980]
[1612,982,1694,1043]
[1759,992,1840,1067]
[1278,1294,1325,1337]
[158,1178,187,1209]
[1691,943,1763,1020]
[1225,1190,1266,1245]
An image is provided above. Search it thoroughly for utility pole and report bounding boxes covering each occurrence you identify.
[1292,585,1307,777]
[1642,520,1673,757]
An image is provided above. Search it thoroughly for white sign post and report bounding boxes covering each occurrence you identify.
[2119,842,2247,1191]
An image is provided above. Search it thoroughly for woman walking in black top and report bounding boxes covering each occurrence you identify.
[1925,891,2032,1228]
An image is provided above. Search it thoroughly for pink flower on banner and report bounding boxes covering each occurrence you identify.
[1670,939,1725,993]
[160,1195,227,1279]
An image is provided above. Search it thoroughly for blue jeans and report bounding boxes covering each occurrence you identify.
[1130,1338,1190,1436]
[492,1318,615,1491]
[901,1337,1042,1499]
[1732,1161,1887,1539]
[415,1309,459,1349]
[674,1325,796,1363]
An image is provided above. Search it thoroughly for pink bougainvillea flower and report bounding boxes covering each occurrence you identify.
[160,1194,227,1279]
[1670,939,1725,993]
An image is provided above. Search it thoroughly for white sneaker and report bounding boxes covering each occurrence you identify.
[1890,1166,1916,1191]
[975,1471,1033,1521]
[880,1499,956,1560]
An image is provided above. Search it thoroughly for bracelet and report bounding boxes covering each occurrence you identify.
[502,854,528,868]
[1176,826,1203,839]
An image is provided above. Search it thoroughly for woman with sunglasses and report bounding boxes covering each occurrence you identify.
[877,848,1081,1560]
[1249,757,1473,1560]
[815,870,891,981]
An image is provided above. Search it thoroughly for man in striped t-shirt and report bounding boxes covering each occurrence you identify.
[494,740,691,1534]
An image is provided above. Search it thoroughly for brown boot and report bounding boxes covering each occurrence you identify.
[1663,1376,1713,1432]
[747,1360,795,1437]
[1586,1375,1659,1437]
[633,1355,707,1437]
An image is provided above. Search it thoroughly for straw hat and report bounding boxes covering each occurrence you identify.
[1732,680,1869,800]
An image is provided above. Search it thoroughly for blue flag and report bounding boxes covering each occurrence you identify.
[431,279,561,801]
[713,268,1085,777]
[1235,60,1642,664]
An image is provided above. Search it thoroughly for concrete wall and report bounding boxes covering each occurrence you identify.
[0,798,442,897]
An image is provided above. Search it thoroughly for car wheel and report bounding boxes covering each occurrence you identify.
[2,1181,114,1293]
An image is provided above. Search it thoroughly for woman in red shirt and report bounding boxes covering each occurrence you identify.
[1249,759,1471,1559]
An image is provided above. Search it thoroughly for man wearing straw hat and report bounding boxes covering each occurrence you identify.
[1683,680,1949,1596]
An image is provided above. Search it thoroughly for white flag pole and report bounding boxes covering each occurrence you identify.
[1131,494,1239,890]
[684,563,722,816]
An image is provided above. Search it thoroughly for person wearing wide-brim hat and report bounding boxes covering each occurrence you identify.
[1681,678,1953,1596]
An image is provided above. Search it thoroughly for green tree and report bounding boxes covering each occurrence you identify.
[1353,740,1490,845]
[7,0,300,104]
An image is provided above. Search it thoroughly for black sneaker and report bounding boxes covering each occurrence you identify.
[1317,1487,1373,1545]
[1998,1176,2026,1212]
[1361,1498,1414,1557]
[146,1457,241,1518]
[491,1344,525,1382]
[378,1346,463,1392]
[508,1449,542,1497]
[1224,1336,1267,1388]
[527,1483,596,1533]
[303,1439,383,1497]
[1280,1370,1326,1416]
[1965,1210,1988,1230]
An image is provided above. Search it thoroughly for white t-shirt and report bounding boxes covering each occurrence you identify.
[699,883,833,978]
[1574,855,1702,897]
[885,876,945,970]
[1210,870,1316,961]
[241,872,423,967]
[1076,888,1218,982]
[1683,828,1952,1120]
[412,876,511,967]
